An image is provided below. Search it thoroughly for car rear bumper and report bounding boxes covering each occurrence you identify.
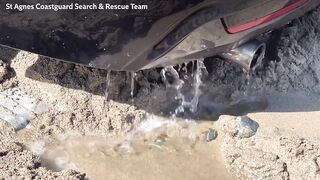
[142,0,320,70]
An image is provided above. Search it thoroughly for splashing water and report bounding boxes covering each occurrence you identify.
[178,64,182,72]
[104,70,111,112]
[161,59,207,116]
[114,114,197,155]
[191,60,195,77]
[190,59,207,112]
[182,62,188,73]
[160,66,186,116]
[130,72,135,106]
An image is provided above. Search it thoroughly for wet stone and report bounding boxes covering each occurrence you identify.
[235,116,259,138]
[204,128,218,142]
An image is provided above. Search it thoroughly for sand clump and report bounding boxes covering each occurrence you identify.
[0,120,85,179]
[7,52,146,136]
[0,142,85,180]
[218,115,320,180]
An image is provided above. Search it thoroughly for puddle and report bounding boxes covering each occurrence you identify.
[30,116,233,180]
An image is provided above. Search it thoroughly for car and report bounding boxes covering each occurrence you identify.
[0,0,319,72]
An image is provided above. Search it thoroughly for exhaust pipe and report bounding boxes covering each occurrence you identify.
[221,40,266,72]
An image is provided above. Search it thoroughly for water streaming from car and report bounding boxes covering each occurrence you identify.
[100,59,210,157]
[130,72,135,107]
[160,59,208,116]
[104,70,111,112]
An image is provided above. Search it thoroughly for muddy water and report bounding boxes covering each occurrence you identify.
[34,116,233,180]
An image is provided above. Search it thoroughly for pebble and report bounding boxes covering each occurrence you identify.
[235,116,259,138]
[204,128,218,142]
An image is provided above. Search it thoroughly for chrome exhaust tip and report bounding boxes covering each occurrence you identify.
[221,40,266,72]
